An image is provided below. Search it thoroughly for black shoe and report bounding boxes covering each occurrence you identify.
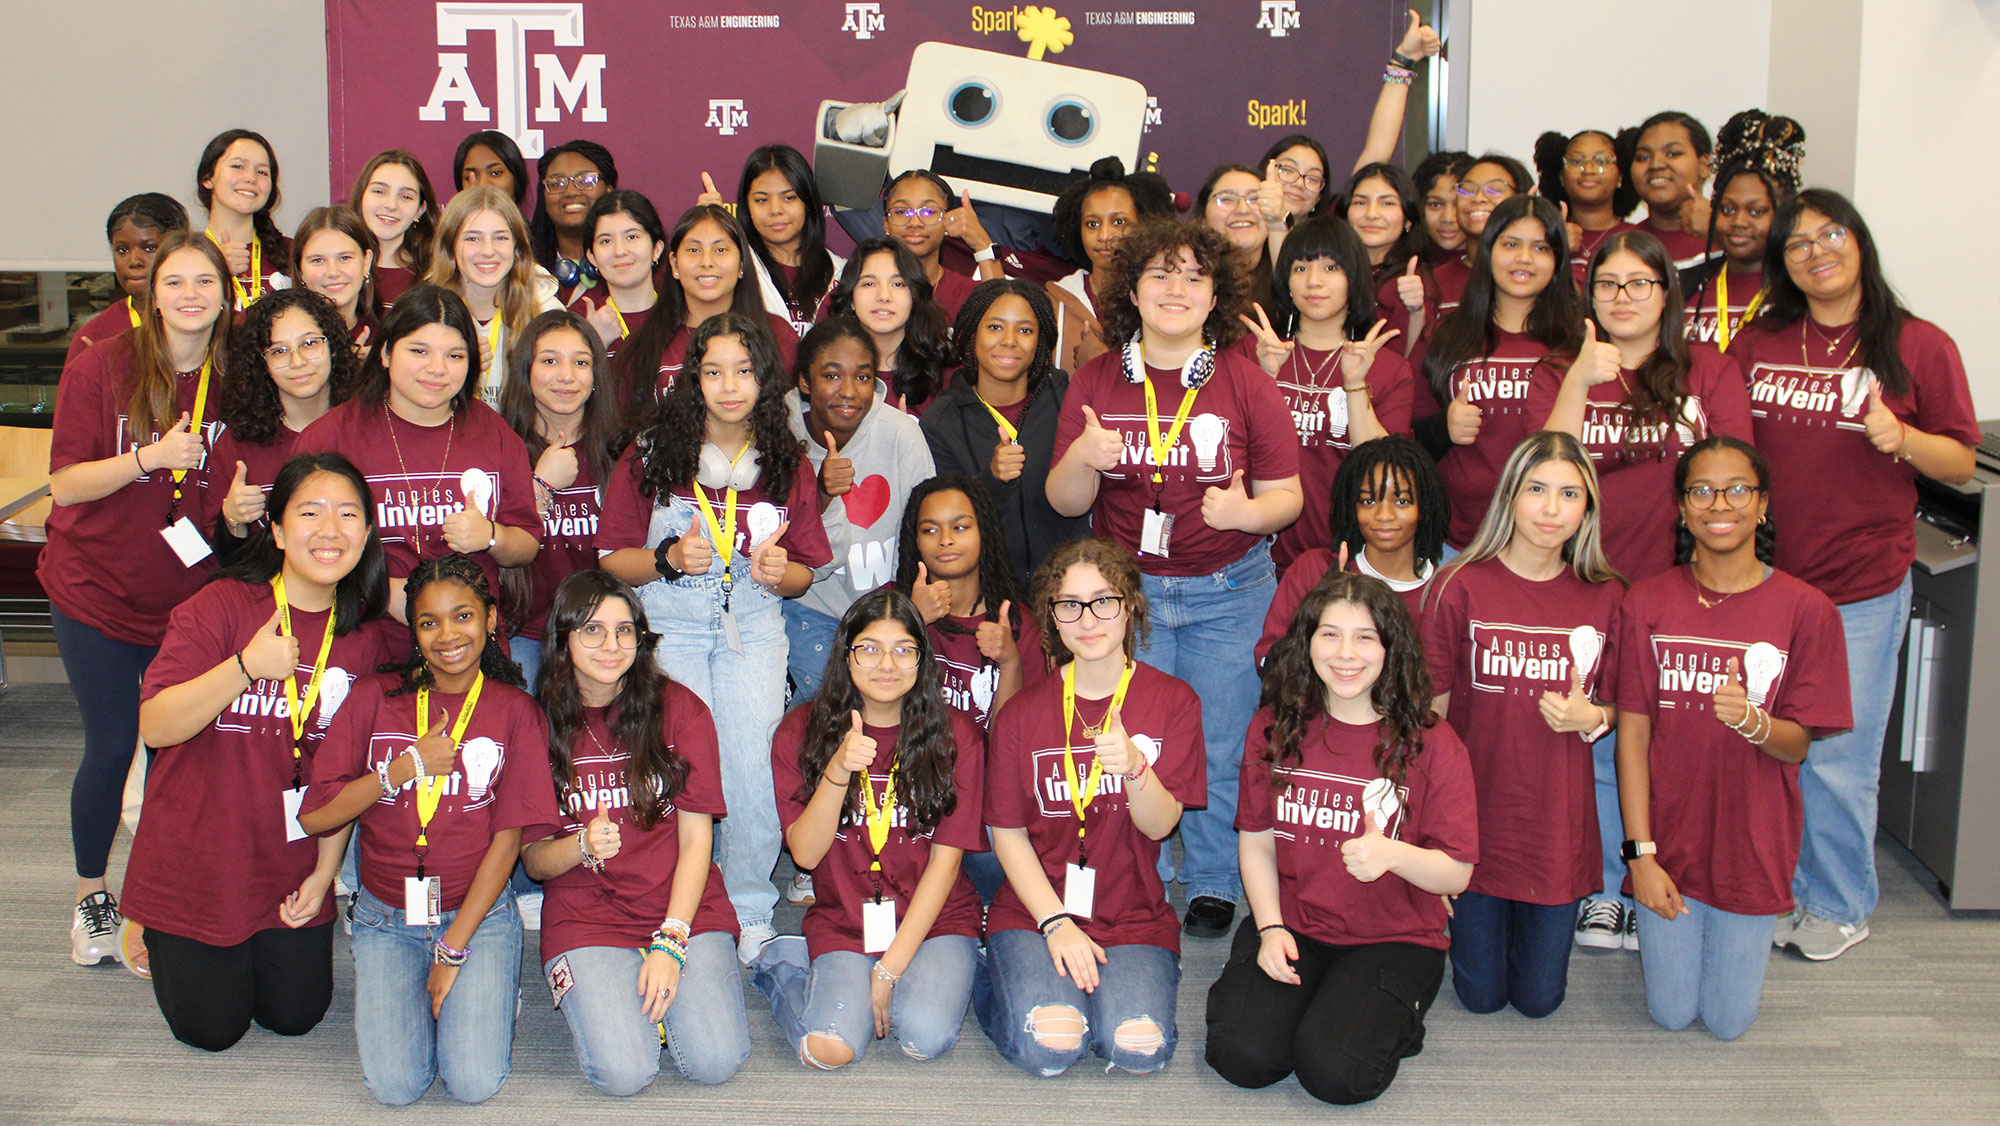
[1183,896,1235,938]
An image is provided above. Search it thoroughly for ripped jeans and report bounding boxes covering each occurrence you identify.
[974,928,1179,1077]
[751,935,977,1067]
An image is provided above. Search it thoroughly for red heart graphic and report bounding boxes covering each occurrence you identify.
[842,474,892,527]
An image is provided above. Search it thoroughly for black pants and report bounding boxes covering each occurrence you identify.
[1205,918,1444,1104]
[147,921,335,1052]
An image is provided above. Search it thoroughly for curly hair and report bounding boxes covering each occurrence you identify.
[1330,437,1449,572]
[223,288,360,444]
[635,311,801,505]
[895,475,1028,644]
[1259,572,1435,789]
[1672,435,1777,566]
[828,238,951,410]
[538,571,689,829]
[1029,538,1150,665]
[792,589,960,833]
[1051,157,1175,268]
[1095,219,1248,353]
[385,554,526,694]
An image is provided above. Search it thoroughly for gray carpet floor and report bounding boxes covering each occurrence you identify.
[3,682,1996,1124]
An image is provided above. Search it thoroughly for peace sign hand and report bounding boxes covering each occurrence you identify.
[1237,304,1295,376]
[1341,320,1400,389]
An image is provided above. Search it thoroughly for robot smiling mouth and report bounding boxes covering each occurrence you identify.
[930,145,1088,198]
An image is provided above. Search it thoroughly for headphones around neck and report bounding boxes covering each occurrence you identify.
[554,257,601,289]
[696,442,762,491]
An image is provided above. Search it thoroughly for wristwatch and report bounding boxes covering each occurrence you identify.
[1620,839,1657,863]
[653,536,685,581]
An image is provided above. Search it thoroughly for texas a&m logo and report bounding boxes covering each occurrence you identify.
[419,3,607,159]
[842,2,885,38]
[707,99,749,136]
[1256,1,1299,37]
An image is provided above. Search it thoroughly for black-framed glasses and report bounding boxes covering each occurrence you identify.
[848,642,922,670]
[1563,155,1616,172]
[576,622,648,649]
[1682,483,1763,509]
[1049,595,1125,624]
[1783,226,1849,263]
[1591,277,1664,302]
[1272,160,1326,191]
[886,205,942,224]
[263,335,329,364]
[542,172,603,193]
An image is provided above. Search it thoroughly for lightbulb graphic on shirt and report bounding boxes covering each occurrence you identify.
[747,501,782,552]
[461,737,501,801]
[1838,369,1875,418]
[1743,641,1783,706]
[1674,397,1706,447]
[1568,624,1604,691]
[1361,776,1401,833]
[1325,388,1349,439]
[459,468,494,518]
[1188,413,1227,472]
[970,665,999,714]
[1130,733,1161,766]
[313,667,352,730]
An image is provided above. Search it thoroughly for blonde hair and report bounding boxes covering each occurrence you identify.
[1431,430,1624,602]
[424,185,538,353]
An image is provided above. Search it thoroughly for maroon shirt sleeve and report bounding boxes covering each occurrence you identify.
[1369,350,1416,437]
[983,690,1033,831]
[596,446,653,550]
[1422,570,1468,696]
[778,454,834,567]
[486,412,541,541]
[487,689,558,843]
[1903,318,1982,447]
[1235,707,1278,833]
[1259,549,1336,664]
[770,706,812,832]
[1768,582,1854,737]
[1691,346,1755,441]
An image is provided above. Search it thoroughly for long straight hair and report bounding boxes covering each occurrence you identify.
[1338,162,1433,286]
[737,144,837,321]
[1422,194,1583,404]
[348,149,440,275]
[126,230,236,445]
[792,589,960,832]
[424,185,541,353]
[355,285,480,414]
[1581,229,1692,460]
[211,452,389,633]
[1753,188,1911,394]
[538,571,688,829]
[452,130,528,208]
[194,129,285,266]
[1431,431,1625,602]
[829,238,951,409]
[528,139,618,274]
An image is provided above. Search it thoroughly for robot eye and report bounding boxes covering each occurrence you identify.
[948,81,999,127]
[1045,98,1097,145]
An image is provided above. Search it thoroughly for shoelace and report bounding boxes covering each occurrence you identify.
[78,894,119,937]
[1579,900,1622,930]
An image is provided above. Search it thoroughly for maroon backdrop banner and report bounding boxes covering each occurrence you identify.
[326,0,1402,226]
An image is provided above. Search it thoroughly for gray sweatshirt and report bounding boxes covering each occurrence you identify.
[784,384,936,622]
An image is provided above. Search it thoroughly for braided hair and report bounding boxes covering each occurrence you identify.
[895,475,1026,643]
[1328,437,1449,572]
[385,554,526,694]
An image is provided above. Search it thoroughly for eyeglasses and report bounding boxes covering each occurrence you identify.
[886,206,942,224]
[1049,595,1125,623]
[1454,181,1511,201]
[1591,277,1664,302]
[848,642,922,670]
[1272,161,1326,191]
[1782,225,1850,263]
[1682,483,1763,509]
[542,172,603,193]
[1563,155,1616,172]
[1207,192,1253,211]
[575,622,647,649]
[263,335,329,364]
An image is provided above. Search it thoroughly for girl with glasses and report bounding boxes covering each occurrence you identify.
[1429,154,1534,320]
[755,589,987,1069]
[1533,130,1640,284]
[880,169,1001,323]
[1612,436,1851,1036]
[1197,164,1278,324]
[527,140,617,310]
[350,150,440,319]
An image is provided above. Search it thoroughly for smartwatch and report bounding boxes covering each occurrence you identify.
[1620,839,1657,864]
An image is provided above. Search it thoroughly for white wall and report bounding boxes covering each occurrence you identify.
[0,2,330,271]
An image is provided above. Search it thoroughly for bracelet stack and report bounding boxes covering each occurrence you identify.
[648,918,691,969]
[1729,703,1773,745]
[1383,60,1414,86]
[1037,912,1076,937]
[432,937,468,968]
[579,830,605,873]
[376,757,396,798]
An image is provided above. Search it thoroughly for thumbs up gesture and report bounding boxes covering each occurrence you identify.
[240,605,300,681]
[1862,381,1906,456]
[147,411,206,472]
[1201,469,1253,531]
[1712,657,1752,730]
[1538,665,1604,734]
[222,460,266,528]
[941,188,996,256]
[582,295,625,344]
[671,526,713,576]
[1340,811,1396,882]
[1237,304,1295,375]
[749,519,790,587]
[1076,405,1124,472]
[536,435,580,493]
[581,803,622,863]
[1573,321,1622,387]
[988,434,1026,482]
[218,237,252,278]
[414,706,461,779]
[830,709,878,784]
[910,561,952,624]
[975,600,1019,668]
[1396,256,1426,314]
[1446,379,1482,445]
[1256,160,1289,227]
[1677,181,1712,239]
[1561,201,1584,255]
[696,171,724,207]
[1092,705,1143,779]
[818,429,855,500]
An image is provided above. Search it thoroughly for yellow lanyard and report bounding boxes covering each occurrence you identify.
[1714,265,1766,353]
[859,748,901,894]
[124,298,141,328]
[271,573,337,788]
[206,229,261,307]
[1140,370,1202,489]
[607,298,630,340]
[690,442,751,600]
[167,355,215,510]
[976,394,1019,444]
[1060,661,1134,862]
[412,675,484,853]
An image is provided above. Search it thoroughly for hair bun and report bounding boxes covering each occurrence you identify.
[1713,109,1807,194]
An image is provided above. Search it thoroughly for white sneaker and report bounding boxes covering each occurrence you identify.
[737,921,778,964]
[1791,912,1869,961]
[1773,908,1800,949]
[517,891,544,931]
[785,872,816,906]
[1574,898,1625,950]
[71,892,122,966]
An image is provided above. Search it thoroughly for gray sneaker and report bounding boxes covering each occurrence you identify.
[1773,908,1800,948]
[1790,913,1869,960]
[1574,898,1624,950]
[71,892,121,966]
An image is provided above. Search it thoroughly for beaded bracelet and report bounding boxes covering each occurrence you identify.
[873,960,902,984]
[1383,62,1414,86]
[377,757,396,798]
[432,937,468,967]
[659,917,692,942]
[406,745,426,781]
[579,831,605,873]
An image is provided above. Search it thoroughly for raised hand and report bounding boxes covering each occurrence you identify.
[910,562,952,624]
[582,804,621,863]
[1237,304,1295,375]
[941,189,995,255]
[1562,201,1584,255]
[988,436,1026,482]
[1398,6,1442,59]
[1446,378,1482,446]
[750,519,790,586]
[1091,705,1143,779]
[240,606,300,682]
[975,601,1019,667]
[222,460,266,527]
[146,412,206,473]
[414,706,462,779]
[1396,256,1426,313]
[582,296,625,344]
[672,527,714,576]
[1712,657,1751,731]
[1677,181,1712,238]
[696,171,724,207]
[1201,469,1254,532]
[219,237,251,277]
[1256,160,1290,227]
[536,438,580,492]
[1537,667,1602,734]
[1573,321,1622,387]
[1076,405,1124,473]
[832,710,878,783]
[440,505,497,554]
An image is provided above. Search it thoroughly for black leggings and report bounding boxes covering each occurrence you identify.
[50,605,157,881]
[1205,918,1444,1105]
[146,922,335,1052]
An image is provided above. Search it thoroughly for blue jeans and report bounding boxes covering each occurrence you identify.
[781,600,841,703]
[1633,895,1775,1041]
[1586,730,1629,907]
[544,933,750,1092]
[511,637,542,695]
[975,929,1180,1076]
[1794,572,1909,927]
[752,934,979,1065]
[349,886,521,1105]
[1448,892,1579,1017]
[1135,541,1275,904]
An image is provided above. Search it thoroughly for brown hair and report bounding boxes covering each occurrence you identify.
[126,229,235,445]
[1096,219,1248,353]
[291,206,380,323]
[1029,538,1151,665]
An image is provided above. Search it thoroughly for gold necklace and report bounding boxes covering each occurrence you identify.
[1802,319,1860,369]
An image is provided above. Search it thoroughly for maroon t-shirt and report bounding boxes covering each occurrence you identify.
[984,661,1206,952]
[124,579,393,945]
[1423,557,1624,904]
[1569,221,1642,283]
[292,399,541,598]
[374,264,416,319]
[597,445,834,569]
[65,297,138,369]
[1525,344,1754,582]
[1055,347,1301,577]
[772,706,987,958]
[1432,329,1554,548]
[927,606,1048,731]
[1430,254,1473,319]
[1736,317,1980,605]
[200,424,304,537]
[1267,342,1416,569]
[1644,223,1714,269]
[1237,710,1478,949]
[1257,549,1432,664]
[1683,265,1767,350]
[517,455,601,641]
[41,335,220,644]
[1611,567,1852,915]
[303,673,558,911]
[931,268,979,324]
[650,313,799,395]
[539,683,738,959]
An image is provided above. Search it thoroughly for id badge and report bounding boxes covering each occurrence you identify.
[721,608,744,655]
[281,787,308,843]
[404,875,441,925]
[1139,509,1173,558]
[1063,862,1096,918]
[160,516,214,566]
[862,898,897,954]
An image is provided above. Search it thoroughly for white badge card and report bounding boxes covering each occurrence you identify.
[404,876,442,926]
[160,517,214,566]
[1139,509,1173,558]
[721,608,744,655]
[862,899,897,954]
[1063,862,1097,919]
[281,787,308,843]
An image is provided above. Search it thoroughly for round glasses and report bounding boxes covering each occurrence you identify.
[1272,160,1326,191]
[886,206,942,225]
[263,335,329,365]
[1049,595,1125,624]
[575,622,646,649]
[848,642,922,670]
[1563,155,1616,172]
[1682,483,1763,509]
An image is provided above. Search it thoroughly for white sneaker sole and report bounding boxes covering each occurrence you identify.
[1796,925,1869,961]
[1574,930,1623,950]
